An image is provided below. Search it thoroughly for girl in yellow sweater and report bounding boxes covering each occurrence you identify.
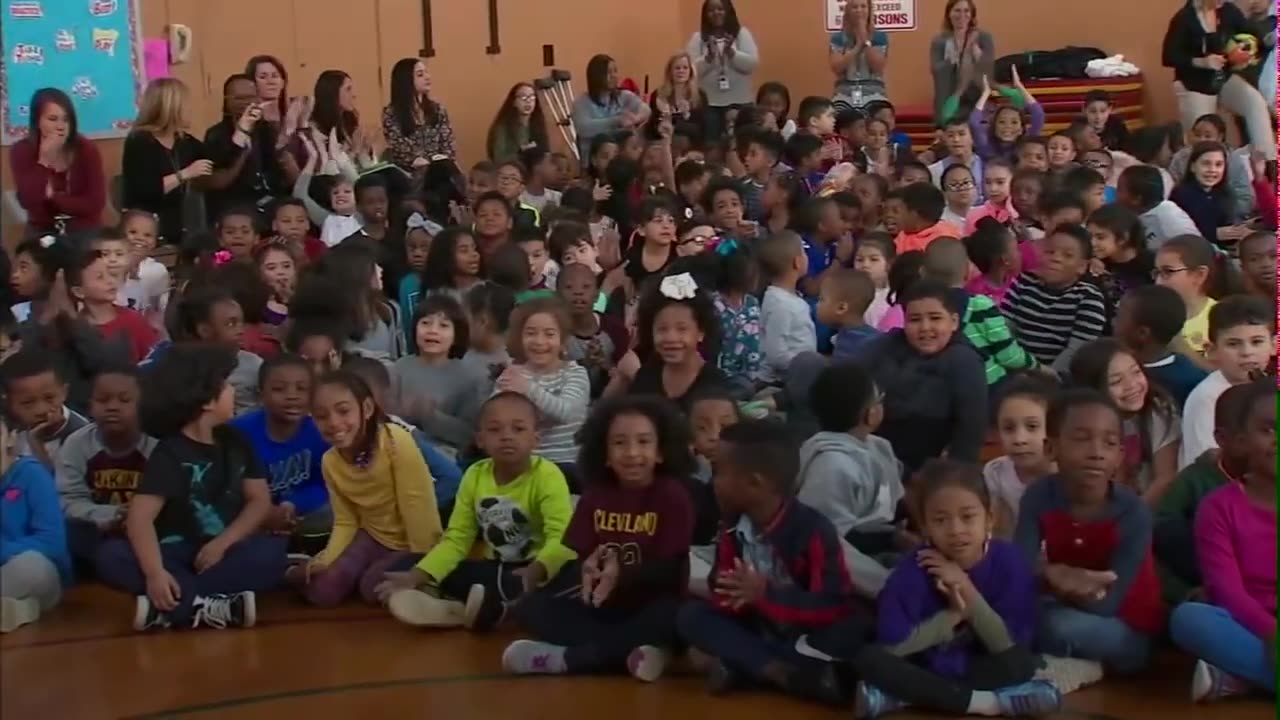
[288,371,443,606]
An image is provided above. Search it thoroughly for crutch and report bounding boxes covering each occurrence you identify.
[535,75,578,161]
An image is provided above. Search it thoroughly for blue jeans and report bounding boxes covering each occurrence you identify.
[678,599,802,679]
[1170,602,1276,693]
[1036,599,1152,674]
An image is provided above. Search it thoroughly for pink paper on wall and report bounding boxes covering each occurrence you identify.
[143,38,170,81]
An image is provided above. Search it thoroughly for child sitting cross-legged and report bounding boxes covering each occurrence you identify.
[985,377,1057,538]
[678,420,867,705]
[1169,380,1276,702]
[1015,390,1165,675]
[227,354,332,543]
[850,460,1062,719]
[1114,286,1207,411]
[288,370,442,607]
[378,393,574,631]
[98,344,288,630]
[56,365,157,568]
[0,351,89,470]
[817,268,881,363]
[503,395,695,682]
[0,418,70,633]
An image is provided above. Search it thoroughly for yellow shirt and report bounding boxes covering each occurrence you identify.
[314,423,442,566]
[1181,297,1217,354]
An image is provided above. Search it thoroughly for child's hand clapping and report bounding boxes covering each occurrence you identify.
[581,546,619,607]
[714,558,767,609]
[495,366,530,395]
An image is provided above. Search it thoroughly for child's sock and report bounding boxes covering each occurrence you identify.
[626,645,667,682]
[502,639,568,674]
[0,596,41,633]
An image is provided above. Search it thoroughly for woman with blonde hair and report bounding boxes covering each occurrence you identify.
[829,0,890,112]
[122,78,212,244]
[649,52,707,141]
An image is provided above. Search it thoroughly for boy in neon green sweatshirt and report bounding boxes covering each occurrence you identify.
[376,392,574,630]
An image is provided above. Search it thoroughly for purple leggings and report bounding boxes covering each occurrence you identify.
[297,530,418,606]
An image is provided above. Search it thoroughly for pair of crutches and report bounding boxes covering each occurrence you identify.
[535,69,579,160]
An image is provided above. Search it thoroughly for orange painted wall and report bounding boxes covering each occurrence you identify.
[2,0,1189,242]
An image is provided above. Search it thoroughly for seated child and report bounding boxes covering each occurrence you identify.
[0,424,70,633]
[686,390,741,596]
[760,231,816,380]
[855,232,895,326]
[379,393,574,631]
[1014,136,1049,172]
[70,244,158,364]
[1114,286,1207,410]
[116,210,171,326]
[1153,235,1219,362]
[228,355,331,540]
[861,280,988,472]
[1001,224,1107,373]
[1086,204,1154,311]
[1015,390,1164,674]
[161,285,264,414]
[985,378,1056,537]
[504,396,695,682]
[1,351,90,469]
[1117,165,1198,251]
[926,237,1037,387]
[895,183,963,254]
[56,365,156,566]
[213,206,262,263]
[270,197,327,263]
[1179,296,1275,468]
[818,268,880,362]
[964,217,1022,306]
[462,283,516,380]
[1082,90,1129,151]
[289,370,442,607]
[707,241,765,398]
[678,421,863,705]
[798,363,904,550]
[1238,231,1277,299]
[1169,380,1276,701]
[928,118,986,203]
[851,460,1061,719]
[515,226,559,291]
[1154,383,1255,606]
[558,264,629,399]
[98,344,287,630]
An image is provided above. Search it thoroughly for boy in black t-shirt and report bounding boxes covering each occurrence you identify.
[97,344,286,631]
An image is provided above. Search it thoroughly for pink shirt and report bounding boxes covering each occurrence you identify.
[1196,481,1277,639]
[965,274,1014,306]
[964,199,1018,234]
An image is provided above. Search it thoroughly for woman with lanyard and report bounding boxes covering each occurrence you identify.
[8,88,105,239]
[686,0,759,143]
[929,0,995,124]
[828,0,890,113]
[202,73,288,224]
[121,78,211,245]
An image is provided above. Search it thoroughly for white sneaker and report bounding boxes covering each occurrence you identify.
[626,645,668,682]
[462,584,486,629]
[0,597,40,633]
[1035,655,1104,694]
[388,589,466,628]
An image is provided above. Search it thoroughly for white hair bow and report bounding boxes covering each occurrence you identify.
[659,272,698,300]
[406,212,443,236]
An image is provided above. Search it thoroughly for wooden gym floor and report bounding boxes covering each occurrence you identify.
[3,586,1273,720]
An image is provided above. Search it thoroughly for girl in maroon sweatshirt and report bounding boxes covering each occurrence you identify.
[504,395,696,682]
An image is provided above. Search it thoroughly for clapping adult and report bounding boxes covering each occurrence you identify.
[929,0,995,124]
[686,0,758,142]
[829,0,890,112]
[571,54,651,161]
[9,88,105,237]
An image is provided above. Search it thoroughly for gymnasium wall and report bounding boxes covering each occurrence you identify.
[1,0,1187,241]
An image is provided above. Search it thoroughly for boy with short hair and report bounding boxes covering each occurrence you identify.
[474,191,516,257]
[835,108,868,166]
[548,221,603,277]
[1,351,90,469]
[1114,285,1207,410]
[1238,231,1276,299]
[798,196,850,298]
[894,183,961,254]
[924,238,1037,387]
[675,160,712,217]
[866,100,912,156]
[928,118,986,202]
[796,96,842,171]
[514,226,557,291]
[742,129,785,222]
[1117,165,1198,251]
[1060,166,1110,215]
[785,133,825,193]
[1014,136,1049,172]
[495,160,542,229]
[677,421,862,704]
[518,147,563,214]
[759,231,816,379]
[1179,296,1276,468]
[349,175,390,242]
[1039,191,1088,234]
[816,268,879,362]
[1082,90,1129,151]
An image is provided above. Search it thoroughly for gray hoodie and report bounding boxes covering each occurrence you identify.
[796,431,904,537]
[1139,200,1200,252]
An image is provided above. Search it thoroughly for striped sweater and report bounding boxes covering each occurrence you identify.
[949,289,1037,385]
[507,362,590,465]
[1000,273,1107,372]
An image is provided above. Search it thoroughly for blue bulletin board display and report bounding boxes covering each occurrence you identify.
[0,0,144,145]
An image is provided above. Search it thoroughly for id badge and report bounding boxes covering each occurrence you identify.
[717,75,730,91]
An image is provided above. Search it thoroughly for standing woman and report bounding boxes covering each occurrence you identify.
[686,0,759,143]
[310,70,366,162]
[9,88,105,237]
[649,53,708,140]
[829,0,891,113]
[486,82,549,162]
[121,79,211,245]
[929,0,996,124]
[246,55,290,128]
[202,73,287,224]
[381,58,457,174]
[571,55,651,162]
[1161,0,1276,162]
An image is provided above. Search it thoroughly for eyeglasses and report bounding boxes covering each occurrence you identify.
[1151,266,1189,280]
[944,179,975,191]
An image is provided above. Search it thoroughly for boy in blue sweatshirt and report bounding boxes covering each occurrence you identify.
[228,355,331,540]
[1,431,71,632]
[677,421,868,706]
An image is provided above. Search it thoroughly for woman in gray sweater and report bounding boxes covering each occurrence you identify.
[686,0,759,142]
[929,0,996,124]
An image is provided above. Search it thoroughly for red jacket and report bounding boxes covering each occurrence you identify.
[9,136,106,233]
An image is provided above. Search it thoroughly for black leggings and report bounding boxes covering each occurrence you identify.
[852,645,1038,714]
[512,562,682,673]
[439,559,528,631]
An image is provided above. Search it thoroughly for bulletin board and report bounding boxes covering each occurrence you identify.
[0,0,145,145]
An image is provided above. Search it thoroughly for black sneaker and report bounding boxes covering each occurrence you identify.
[784,662,848,706]
[706,658,740,695]
[133,596,172,631]
[190,592,256,629]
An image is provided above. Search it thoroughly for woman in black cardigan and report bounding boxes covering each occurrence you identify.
[121,78,211,244]
[1161,0,1275,162]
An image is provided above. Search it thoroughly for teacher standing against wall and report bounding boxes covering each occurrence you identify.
[687,0,759,143]
[829,0,890,112]
[929,0,995,124]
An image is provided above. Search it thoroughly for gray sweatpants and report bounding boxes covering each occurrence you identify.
[1,551,62,611]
